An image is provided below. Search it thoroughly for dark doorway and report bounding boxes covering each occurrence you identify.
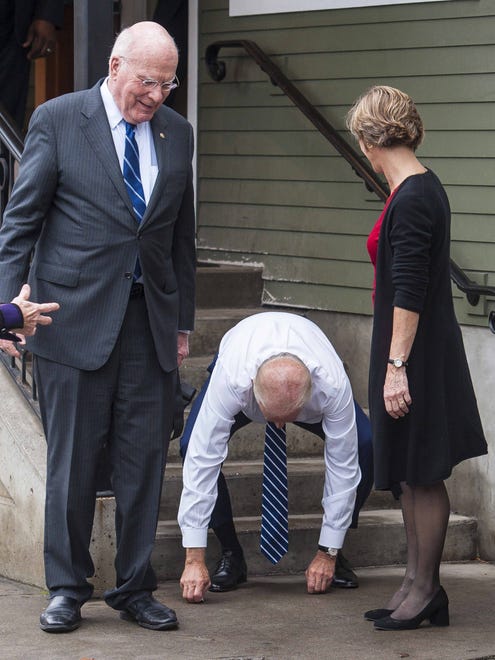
[153,0,188,117]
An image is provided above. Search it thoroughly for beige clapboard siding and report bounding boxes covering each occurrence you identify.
[197,0,495,324]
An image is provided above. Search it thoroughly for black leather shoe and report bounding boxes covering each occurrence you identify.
[331,550,359,589]
[209,551,247,592]
[40,596,82,633]
[120,595,178,631]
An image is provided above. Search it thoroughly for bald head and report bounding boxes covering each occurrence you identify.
[108,22,179,124]
[253,354,312,425]
[110,21,178,68]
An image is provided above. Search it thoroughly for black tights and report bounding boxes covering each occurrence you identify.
[385,480,450,619]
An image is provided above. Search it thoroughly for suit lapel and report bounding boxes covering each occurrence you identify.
[141,112,170,226]
[79,83,136,220]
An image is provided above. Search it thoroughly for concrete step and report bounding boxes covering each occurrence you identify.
[166,418,325,462]
[161,459,401,521]
[196,263,263,309]
[188,307,265,357]
[152,510,478,580]
[179,355,212,393]
[162,458,325,520]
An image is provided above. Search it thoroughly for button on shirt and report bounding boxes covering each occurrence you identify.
[178,312,361,550]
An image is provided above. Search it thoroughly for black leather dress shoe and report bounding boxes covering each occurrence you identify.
[209,550,247,592]
[331,550,359,589]
[120,595,178,631]
[40,596,82,633]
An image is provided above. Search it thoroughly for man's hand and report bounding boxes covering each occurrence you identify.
[305,550,336,594]
[23,19,57,60]
[0,337,22,358]
[180,548,211,603]
[0,285,59,357]
[11,284,60,336]
[177,331,189,367]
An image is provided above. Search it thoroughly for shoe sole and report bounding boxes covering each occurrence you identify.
[40,620,81,633]
[332,581,359,589]
[119,611,179,631]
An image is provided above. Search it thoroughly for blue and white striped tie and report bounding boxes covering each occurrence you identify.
[123,121,145,279]
[260,422,289,563]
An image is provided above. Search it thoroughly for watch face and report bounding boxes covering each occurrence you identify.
[393,359,403,368]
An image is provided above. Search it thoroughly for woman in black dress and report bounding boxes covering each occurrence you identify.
[347,86,487,631]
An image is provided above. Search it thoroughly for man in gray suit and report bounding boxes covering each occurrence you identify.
[0,22,196,632]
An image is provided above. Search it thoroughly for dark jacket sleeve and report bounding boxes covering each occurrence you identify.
[15,0,65,44]
[0,303,23,340]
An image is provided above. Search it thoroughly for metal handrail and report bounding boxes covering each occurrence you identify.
[205,39,495,309]
[0,106,39,414]
[0,106,23,161]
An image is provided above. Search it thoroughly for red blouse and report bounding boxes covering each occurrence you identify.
[367,188,398,303]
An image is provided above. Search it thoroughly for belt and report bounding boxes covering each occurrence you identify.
[129,282,145,299]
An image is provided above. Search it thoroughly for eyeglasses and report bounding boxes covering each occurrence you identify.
[120,57,180,92]
[138,74,179,92]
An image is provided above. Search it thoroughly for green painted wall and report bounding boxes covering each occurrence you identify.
[197,0,495,325]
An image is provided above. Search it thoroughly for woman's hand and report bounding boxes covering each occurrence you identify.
[384,365,412,418]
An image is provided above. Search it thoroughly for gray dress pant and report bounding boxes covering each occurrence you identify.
[35,294,176,608]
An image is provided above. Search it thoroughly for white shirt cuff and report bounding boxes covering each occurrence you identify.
[181,527,208,548]
[318,528,347,549]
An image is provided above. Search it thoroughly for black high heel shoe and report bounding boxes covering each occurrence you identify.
[364,608,393,622]
[374,586,449,631]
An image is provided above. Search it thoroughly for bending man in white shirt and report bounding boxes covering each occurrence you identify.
[178,312,372,602]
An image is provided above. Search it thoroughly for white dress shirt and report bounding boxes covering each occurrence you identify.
[100,79,159,202]
[178,312,361,550]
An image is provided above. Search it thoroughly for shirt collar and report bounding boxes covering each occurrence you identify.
[100,77,126,130]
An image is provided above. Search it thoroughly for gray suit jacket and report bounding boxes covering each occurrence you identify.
[0,81,196,372]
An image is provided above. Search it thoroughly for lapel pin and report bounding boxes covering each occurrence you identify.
[160,132,166,139]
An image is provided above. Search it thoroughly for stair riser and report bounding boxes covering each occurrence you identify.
[161,470,325,520]
[152,517,478,581]
[196,266,263,308]
[167,422,324,461]
[179,358,211,393]
[188,310,263,357]
[161,470,400,520]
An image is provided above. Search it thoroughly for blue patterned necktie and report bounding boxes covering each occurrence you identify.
[123,121,145,279]
[260,422,289,563]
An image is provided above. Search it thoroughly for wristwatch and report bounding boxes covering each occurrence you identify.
[388,357,408,368]
[318,545,338,558]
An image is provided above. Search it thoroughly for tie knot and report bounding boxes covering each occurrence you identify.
[124,121,136,137]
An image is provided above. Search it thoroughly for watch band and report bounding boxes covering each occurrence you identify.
[318,544,338,557]
[388,357,408,368]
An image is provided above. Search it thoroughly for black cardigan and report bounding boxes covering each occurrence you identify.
[369,170,487,490]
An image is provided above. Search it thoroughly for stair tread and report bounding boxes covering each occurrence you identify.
[194,307,265,319]
[156,510,475,535]
[165,457,325,478]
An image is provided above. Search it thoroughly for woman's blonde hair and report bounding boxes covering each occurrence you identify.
[346,85,424,151]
